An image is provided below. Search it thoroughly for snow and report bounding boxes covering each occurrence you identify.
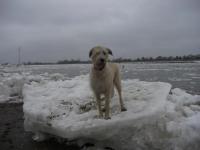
[0,68,66,103]
[22,74,200,149]
[23,75,171,137]
[0,72,44,103]
[0,73,25,103]
[165,88,200,149]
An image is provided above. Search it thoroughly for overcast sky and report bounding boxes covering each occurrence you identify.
[0,0,200,63]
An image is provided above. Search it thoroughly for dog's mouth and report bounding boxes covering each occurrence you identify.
[95,62,106,71]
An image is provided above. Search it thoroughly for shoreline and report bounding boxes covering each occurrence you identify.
[0,103,80,150]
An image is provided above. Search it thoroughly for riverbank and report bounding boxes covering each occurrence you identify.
[0,103,80,150]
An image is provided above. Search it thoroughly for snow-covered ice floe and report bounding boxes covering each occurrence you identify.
[0,71,67,103]
[0,72,45,103]
[23,75,200,150]
[0,73,28,103]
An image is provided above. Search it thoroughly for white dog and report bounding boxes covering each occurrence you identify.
[89,46,127,119]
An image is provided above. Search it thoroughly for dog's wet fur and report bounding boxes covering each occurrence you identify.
[89,46,127,119]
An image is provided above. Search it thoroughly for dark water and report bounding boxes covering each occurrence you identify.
[121,63,200,95]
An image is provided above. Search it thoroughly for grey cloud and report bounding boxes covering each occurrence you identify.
[0,0,200,63]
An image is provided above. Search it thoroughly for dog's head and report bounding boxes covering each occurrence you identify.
[89,46,113,70]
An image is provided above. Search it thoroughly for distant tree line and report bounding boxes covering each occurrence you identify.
[113,54,200,63]
[21,54,200,65]
[22,59,90,65]
[23,62,55,65]
[57,59,90,64]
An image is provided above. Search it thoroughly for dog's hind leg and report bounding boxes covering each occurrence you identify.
[111,86,114,98]
[104,93,111,120]
[114,72,127,112]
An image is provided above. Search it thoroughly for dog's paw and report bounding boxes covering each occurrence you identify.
[105,116,111,120]
[98,114,104,119]
[121,107,127,112]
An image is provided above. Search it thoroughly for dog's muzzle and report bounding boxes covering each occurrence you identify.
[95,59,106,71]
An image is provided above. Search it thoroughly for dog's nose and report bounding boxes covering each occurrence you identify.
[100,58,105,62]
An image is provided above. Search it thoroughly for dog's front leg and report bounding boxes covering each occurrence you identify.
[96,95,103,118]
[104,93,111,120]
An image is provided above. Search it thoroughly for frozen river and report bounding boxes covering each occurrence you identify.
[0,62,200,150]
[2,62,199,94]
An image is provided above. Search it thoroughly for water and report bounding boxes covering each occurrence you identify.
[1,62,200,95]
[122,63,200,95]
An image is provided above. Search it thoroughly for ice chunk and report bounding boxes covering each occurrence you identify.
[0,73,25,103]
[0,82,11,102]
[165,88,200,149]
[0,72,45,103]
[49,73,65,81]
[23,74,175,149]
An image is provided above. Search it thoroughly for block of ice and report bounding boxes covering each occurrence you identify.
[23,74,200,149]
[0,73,25,102]
[23,75,173,148]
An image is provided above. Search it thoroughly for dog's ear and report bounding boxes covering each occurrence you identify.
[106,48,113,56]
[89,48,94,58]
